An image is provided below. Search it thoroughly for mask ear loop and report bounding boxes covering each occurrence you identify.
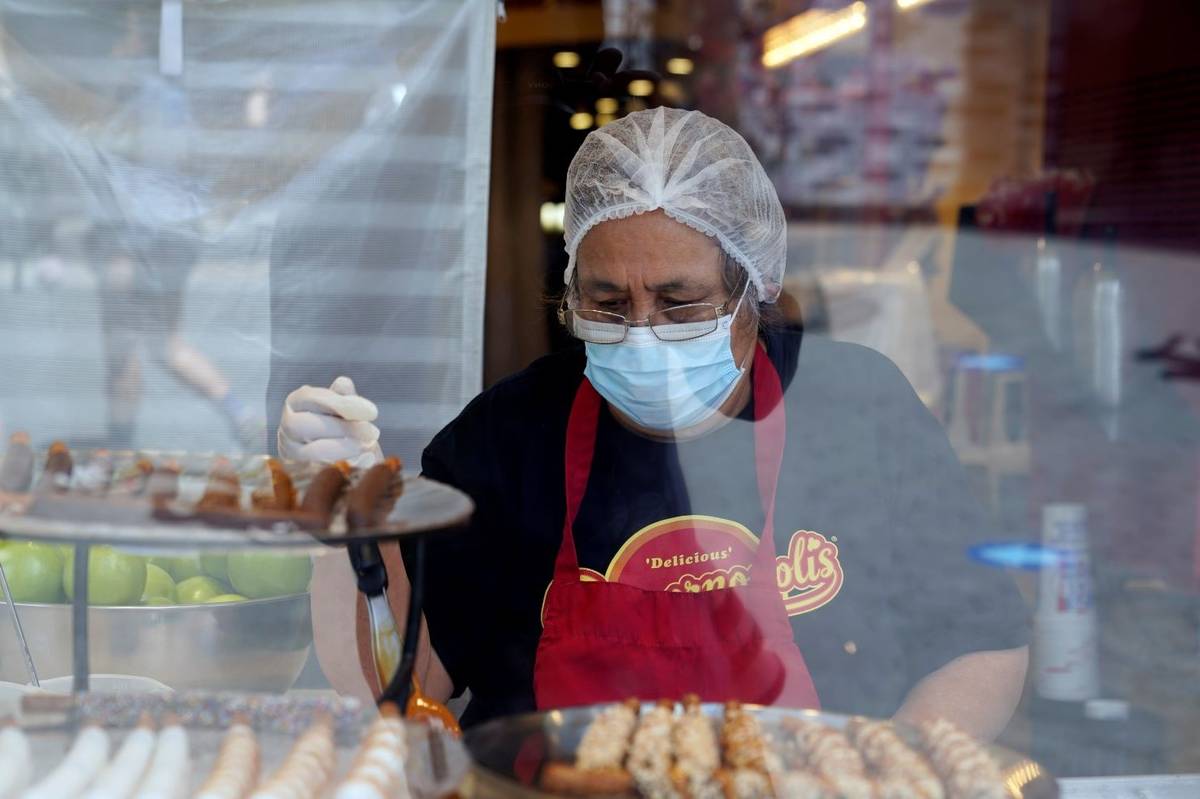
[727,276,757,373]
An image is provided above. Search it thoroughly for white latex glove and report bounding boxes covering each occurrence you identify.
[277,376,383,468]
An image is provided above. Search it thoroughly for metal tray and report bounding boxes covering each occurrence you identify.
[16,712,468,799]
[462,703,1060,799]
[0,450,473,551]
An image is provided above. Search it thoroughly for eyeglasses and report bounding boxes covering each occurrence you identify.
[558,278,747,344]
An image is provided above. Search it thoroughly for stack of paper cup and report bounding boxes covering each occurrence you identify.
[1034,503,1100,701]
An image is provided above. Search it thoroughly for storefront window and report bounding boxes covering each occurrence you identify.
[1,0,1198,793]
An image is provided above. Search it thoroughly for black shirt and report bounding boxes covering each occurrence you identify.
[406,329,1030,727]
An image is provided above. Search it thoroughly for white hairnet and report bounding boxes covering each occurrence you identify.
[563,106,787,302]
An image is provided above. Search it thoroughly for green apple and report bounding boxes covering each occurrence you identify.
[63,547,147,605]
[175,575,227,605]
[140,563,177,604]
[150,555,204,582]
[199,554,229,583]
[205,593,247,604]
[0,543,65,603]
[227,553,312,599]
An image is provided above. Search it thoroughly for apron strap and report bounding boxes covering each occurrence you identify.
[556,342,787,583]
[554,378,602,578]
[750,342,786,573]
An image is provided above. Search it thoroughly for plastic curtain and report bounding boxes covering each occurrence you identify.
[0,0,495,465]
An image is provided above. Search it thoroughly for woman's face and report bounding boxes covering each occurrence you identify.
[574,210,758,368]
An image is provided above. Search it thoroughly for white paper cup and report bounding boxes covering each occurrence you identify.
[1034,612,1100,701]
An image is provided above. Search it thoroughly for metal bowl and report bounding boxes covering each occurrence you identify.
[0,593,312,692]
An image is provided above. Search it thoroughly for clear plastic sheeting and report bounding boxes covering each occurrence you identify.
[0,0,494,464]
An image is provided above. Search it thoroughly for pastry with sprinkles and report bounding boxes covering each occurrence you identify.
[333,703,410,799]
[779,718,873,799]
[918,719,1006,799]
[247,715,336,799]
[540,699,638,796]
[671,696,721,799]
[628,701,681,799]
[846,718,943,799]
[716,703,776,799]
[193,715,260,799]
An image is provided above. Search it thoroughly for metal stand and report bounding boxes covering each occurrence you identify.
[72,544,89,694]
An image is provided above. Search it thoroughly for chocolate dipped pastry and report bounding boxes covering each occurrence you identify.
[146,460,182,502]
[0,432,35,492]
[252,458,297,512]
[298,460,351,529]
[196,457,241,512]
[345,457,403,531]
[36,441,73,493]
[110,458,154,497]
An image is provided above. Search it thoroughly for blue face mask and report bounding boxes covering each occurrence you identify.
[583,294,747,431]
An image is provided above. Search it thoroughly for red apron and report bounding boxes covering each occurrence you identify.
[534,343,820,709]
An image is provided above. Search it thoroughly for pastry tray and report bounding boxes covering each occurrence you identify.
[0,450,473,552]
[461,703,1060,799]
[15,694,468,798]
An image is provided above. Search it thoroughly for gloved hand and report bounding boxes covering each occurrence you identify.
[277,376,383,468]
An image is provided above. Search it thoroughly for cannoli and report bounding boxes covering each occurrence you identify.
[298,460,351,528]
[196,458,241,512]
[716,703,777,799]
[845,719,942,799]
[670,695,720,799]
[539,699,639,796]
[252,459,296,512]
[770,771,829,799]
[540,763,636,796]
[110,459,154,497]
[917,720,1005,799]
[81,713,156,799]
[0,432,34,492]
[0,719,32,799]
[779,719,873,799]
[247,715,337,799]
[22,721,110,799]
[345,457,402,531]
[628,701,680,799]
[578,699,640,770]
[193,714,260,799]
[146,461,181,503]
[131,713,189,799]
[37,440,73,493]
[333,703,409,799]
